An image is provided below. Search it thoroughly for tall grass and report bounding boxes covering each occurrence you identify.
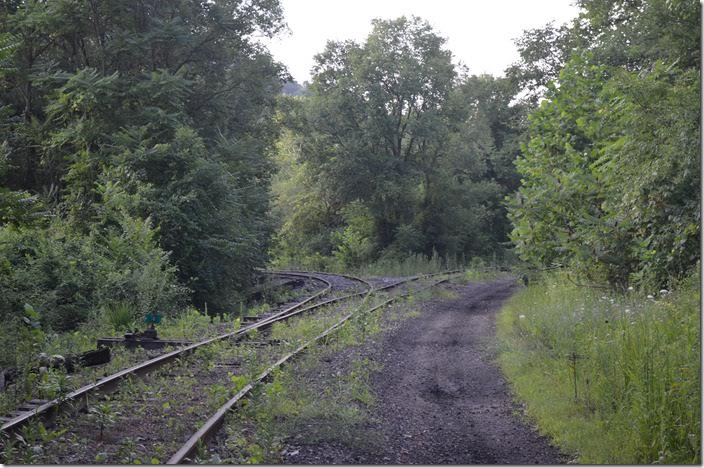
[496,271,700,463]
[272,248,522,278]
[104,302,135,332]
[354,251,458,277]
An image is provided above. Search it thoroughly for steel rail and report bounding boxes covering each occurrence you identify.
[246,269,450,334]
[167,270,462,464]
[1,270,456,437]
[251,269,462,332]
[0,271,339,436]
[1,269,459,451]
[251,270,372,328]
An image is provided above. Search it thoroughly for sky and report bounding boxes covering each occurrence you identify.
[261,0,580,84]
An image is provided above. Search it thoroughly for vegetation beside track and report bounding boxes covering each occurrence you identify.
[2,281,373,464]
[496,270,700,464]
[201,284,436,463]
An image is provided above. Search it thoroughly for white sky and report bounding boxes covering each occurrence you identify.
[261,0,580,84]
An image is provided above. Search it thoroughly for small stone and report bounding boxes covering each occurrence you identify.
[38,353,49,366]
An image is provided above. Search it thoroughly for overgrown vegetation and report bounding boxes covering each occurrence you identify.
[212,284,429,463]
[497,269,700,463]
[0,0,699,463]
[493,1,700,463]
[0,0,285,343]
[507,0,700,290]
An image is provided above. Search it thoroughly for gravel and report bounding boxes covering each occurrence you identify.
[282,279,565,464]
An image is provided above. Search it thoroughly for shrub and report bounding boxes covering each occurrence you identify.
[0,214,187,333]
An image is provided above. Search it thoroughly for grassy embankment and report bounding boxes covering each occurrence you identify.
[497,271,700,464]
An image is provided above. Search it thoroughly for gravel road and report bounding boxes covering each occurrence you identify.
[283,278,564,464]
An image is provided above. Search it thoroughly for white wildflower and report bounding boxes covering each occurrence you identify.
[625,308,631,314]
[519,314,526,320]
[627,286,634,291]
[647,294,654,300]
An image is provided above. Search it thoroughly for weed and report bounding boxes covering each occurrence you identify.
[37,368,72,400]
[345,358,380,406]
[104,302,136,332]
[88,400,120,441]
[434,288,459,300]
[207,383,231,407]
[496,271,700,464]
[116,437,138,463]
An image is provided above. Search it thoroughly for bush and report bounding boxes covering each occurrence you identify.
[0,214,187,333]
[332,202,376,269]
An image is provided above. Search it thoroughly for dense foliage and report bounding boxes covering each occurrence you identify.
[0,0,698,332]
[0,0,285,334]
[507,0,700,289]
[272,17,524,269]
[0,1,699,463]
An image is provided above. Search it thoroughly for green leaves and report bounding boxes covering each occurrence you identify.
[274,17,523,266]
[0,0,284,325]
[509,27,700,289]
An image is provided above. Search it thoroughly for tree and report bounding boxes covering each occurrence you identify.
[271,17,521,268]
[303,16,455,248]
[508,0,700,288]
[0,0,286,322]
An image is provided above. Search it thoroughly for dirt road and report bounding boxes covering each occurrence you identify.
[284,279,563,464]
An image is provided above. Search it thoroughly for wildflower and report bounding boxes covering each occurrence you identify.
[627,286,634,291]
[647,294,654,300]
[624,308,631,314]
[519,314,526,320]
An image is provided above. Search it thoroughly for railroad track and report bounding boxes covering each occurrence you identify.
[0,271,366,438]
[1,270,460,464]
[168,270,460,464]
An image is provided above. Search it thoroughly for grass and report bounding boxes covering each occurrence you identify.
[496,270,700,464]
[103,302,136,332]
[354,251,459,277]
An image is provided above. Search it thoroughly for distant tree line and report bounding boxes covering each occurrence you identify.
[272,0,700,290]
[272,17,526,269]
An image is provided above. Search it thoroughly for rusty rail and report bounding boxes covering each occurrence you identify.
[0,271,345,436]
[167,270,461,464]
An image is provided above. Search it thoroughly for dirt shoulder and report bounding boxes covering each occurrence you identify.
[283,279,564,464]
